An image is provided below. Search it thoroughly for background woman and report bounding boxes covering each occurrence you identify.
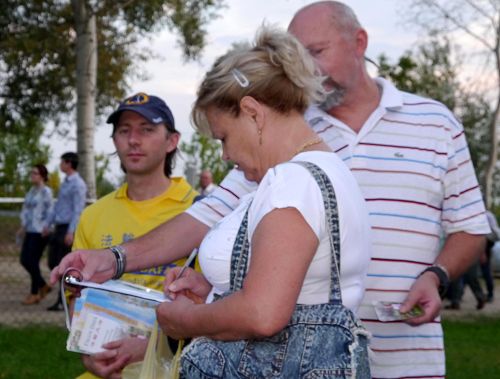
[18,164,53,305]
[158,25,372,378]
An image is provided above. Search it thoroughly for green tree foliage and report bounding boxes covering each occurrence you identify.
[460,94,493,189]
[0,0,224,126]
[0,0,224,197]
[95,153,116,199]
[377,35,459,110]
[47,170,61,197]
[180,132,232,186]
[377,35,496,201]
[0,116,50,196]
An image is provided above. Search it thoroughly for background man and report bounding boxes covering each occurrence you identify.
[44,151,87,311]
[199,169,217,196]
[74,92,197,379]
[482,210,500,302]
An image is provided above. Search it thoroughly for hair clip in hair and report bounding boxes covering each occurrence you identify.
[231,69,250,88]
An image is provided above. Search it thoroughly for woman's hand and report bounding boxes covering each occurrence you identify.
[157,296,197,340]
[158,266,213,340]
[164,266,211,303]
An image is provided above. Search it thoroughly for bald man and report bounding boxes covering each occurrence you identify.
[287,2,488,377]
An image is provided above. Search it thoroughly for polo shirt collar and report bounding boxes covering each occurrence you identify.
[115,177,193,202]
[375,77,403,110]
[305,77,403,127]
[166,177,195,202]
[115,184,128,199]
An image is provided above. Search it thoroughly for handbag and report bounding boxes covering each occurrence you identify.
[122,321,183,379]
[180,161,371,378]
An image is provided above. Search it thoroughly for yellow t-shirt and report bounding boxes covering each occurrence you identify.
[74,177,197,379]
[73,177,197,291]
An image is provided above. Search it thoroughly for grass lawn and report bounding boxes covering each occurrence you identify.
[1,317,500,378]
[0,325,84,379]
[443,316,500,378]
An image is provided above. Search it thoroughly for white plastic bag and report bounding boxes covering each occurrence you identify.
[122,321,183,379]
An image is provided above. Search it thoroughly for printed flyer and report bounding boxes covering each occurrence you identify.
[67,288,159,354]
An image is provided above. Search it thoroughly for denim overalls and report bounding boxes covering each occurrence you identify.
[181,162,371,378]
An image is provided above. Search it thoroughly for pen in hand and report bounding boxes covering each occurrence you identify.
[168,248,203,303]
[176,248,198,280]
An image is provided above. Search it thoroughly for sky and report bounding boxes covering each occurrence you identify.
[44,0,421,184]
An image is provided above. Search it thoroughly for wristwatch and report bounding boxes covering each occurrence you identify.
[419,264,450,298]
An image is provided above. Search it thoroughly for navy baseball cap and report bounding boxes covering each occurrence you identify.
[107,92,177,132]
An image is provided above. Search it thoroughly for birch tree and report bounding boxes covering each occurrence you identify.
[72,0,98,199]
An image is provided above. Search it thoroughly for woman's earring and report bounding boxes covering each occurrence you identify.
[258,129,262,145]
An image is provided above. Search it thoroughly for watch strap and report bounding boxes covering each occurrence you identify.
[420,264,450,298]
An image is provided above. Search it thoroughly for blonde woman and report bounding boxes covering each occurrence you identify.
[158,25,372,378]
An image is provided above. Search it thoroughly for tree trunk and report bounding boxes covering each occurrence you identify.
[484,112,498,209]
[483,91,500,209]
[482,27,500,209]
[72,0,97,201]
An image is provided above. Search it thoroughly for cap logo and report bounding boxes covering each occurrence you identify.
[152,117,163,123]
[124,92,149,105]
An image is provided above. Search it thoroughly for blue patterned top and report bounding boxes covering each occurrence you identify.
[45,172,87,233]
[21,186,53,233]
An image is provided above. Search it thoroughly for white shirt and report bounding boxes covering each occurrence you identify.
[198,151,371,312]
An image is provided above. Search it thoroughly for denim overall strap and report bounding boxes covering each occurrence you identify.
[228,161,342,305]
[229,207,251,292]
[292,161,342,305]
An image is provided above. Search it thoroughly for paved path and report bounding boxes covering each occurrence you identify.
[441,278,500,320]
[0,255,65,326]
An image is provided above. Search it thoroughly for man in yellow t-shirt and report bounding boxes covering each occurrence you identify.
[75,92,197,379]
[73,177,196,291]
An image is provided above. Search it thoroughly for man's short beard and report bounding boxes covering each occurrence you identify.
[319,77,345,111]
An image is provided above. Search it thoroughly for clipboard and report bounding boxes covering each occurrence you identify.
[63,273,171,303]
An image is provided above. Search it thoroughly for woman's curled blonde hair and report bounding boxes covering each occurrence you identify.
[191,24,326,135]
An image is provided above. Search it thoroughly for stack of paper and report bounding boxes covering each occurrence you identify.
[66,279,168,354]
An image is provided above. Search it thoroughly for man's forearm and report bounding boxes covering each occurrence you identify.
[435,231,486,280]
[122,212,210,272]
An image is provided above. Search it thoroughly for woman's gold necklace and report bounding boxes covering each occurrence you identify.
[293,137,323,156]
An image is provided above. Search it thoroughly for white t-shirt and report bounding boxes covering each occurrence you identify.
[198,151,372,312]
